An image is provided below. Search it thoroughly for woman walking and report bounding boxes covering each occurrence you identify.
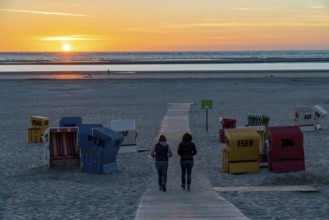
[151,135,173,192]
[177,133,197,192]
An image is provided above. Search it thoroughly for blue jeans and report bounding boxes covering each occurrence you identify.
[180,160,194,186]
[155,161,168,186]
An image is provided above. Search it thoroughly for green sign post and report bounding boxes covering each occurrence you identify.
[202,100,212,132]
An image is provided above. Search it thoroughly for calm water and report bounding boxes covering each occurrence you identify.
[1,50,329,62]
[1,50,329,72]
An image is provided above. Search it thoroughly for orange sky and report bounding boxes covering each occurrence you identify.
[0,0,329,52]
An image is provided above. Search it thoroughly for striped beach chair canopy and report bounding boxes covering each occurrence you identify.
[47,127,79,160]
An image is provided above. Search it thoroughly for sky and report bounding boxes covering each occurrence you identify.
[0,0,328,52]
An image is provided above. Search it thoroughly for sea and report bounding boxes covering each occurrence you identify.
[1,50,329,73]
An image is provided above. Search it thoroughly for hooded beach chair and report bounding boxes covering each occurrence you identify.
[81,127,124,174]
[44,127,80,167]
[219,117,237,143]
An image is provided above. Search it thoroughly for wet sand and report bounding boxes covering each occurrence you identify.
[0,69,329,80]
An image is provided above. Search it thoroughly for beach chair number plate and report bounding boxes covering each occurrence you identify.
[237,139,254,147]
[281,139,295,147]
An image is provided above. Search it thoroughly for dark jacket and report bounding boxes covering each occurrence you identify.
[151,141,173,161]
[177,141,197,161]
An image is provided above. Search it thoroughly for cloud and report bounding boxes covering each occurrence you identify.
[233,7,269,11]
[0,8,92,17]
[160,15,329,30]
[123,27,168,34]
[121,13,329,34]
[161,22,252,29]
[38,35,107,41]
[123,28,145,31]
[309,5,326,9]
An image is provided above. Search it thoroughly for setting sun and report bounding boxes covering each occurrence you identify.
[63,44,71,52]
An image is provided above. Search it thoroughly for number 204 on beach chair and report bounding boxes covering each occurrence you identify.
[44,127,80,167]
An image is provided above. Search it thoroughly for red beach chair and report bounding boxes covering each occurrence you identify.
[219,118,237,143]
[44,127,80,167]
[267,126,305,172]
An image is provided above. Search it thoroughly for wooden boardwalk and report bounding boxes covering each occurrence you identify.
[214,185,318,192]
[135,103,249,220]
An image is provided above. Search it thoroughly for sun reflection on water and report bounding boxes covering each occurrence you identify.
[52,73,90,79]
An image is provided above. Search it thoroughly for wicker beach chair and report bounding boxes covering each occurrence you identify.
[246,114,270,162]
[219,117,237,143]
[44,127,80,167]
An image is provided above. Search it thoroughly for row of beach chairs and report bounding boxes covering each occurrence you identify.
[28,116,138,174]
[220,105,327,174]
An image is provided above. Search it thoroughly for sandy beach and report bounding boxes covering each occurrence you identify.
[1,71,329,219]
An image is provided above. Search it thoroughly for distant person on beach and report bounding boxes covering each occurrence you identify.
[151,134,173,192]
[107,69,110,75]
[177,133,197,192]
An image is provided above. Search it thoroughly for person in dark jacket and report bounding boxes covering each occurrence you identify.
[151,134,173,192]
[177,133,197,192]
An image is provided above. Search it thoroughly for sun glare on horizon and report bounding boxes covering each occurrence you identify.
[63,44,71,52]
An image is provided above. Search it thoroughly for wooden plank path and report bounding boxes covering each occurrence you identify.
[135,103,249,220]
[214,185,318,192]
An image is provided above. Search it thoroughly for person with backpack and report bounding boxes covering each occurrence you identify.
[151,134,173,192]
[177,133,197,192]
